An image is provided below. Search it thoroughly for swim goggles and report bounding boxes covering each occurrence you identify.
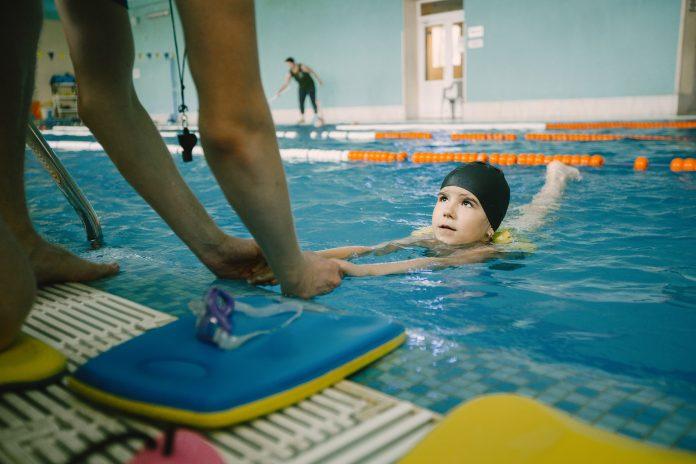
[190,288,303,350]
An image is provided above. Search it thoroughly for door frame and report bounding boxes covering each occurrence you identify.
[414,1,465,118]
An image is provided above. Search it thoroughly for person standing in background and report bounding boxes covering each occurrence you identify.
[272,57,324,126]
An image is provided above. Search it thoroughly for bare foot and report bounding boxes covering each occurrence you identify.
[24,238,119,285]
[201,236,268,280]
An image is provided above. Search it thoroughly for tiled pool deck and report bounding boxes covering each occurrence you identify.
[84,252,696,454]
[352,335,696,451]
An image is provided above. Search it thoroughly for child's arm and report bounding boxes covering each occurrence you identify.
[335,245,497,277]
[317,246,374,259]
[317,234,423,260]
[370,235,424,256]
[505,161,581,233]
[251,235,428,284]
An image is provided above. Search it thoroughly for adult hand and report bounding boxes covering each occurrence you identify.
[246,261,277,286]
[202,236,268,280]
[247,251,342,298]
[281,251,342,298]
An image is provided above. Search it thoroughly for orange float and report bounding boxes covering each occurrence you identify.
[684,158,695,171]
[670,158,684,172]
[403,151,603,166]
[633,157,648,171]
[590,155,604,167]
[375,132,432,140]
[348,150,405,163]
[451,133,517,141]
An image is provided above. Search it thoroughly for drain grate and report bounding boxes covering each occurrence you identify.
[1,283,438,463]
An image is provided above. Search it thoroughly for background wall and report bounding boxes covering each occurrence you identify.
[35,1,187,121]
[34,20,74,107]
[36,0,688,122]
[130,0,407,121]
[129,1,194,121]
[463,0,682,102]
[255,0,403,110]
[38,0,405,122]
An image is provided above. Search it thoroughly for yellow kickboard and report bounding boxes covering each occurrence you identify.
[400,394,696,464]
[0,334,67,389]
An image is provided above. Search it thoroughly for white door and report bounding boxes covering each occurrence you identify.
[417,7,464,118]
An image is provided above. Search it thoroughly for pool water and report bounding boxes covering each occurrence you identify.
[27,125,696,449]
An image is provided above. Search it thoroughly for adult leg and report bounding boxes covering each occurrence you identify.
[0,0,117,285]
[175,0,341,298]
[0,217,36,351]
[56,0,263,279]
[0,0,38,351]
[298,88,307,122]
[308,86,323,125]
[308,87,318,114]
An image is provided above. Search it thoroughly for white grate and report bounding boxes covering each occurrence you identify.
[1,283,438,464]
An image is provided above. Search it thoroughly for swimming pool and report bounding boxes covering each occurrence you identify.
[29,124,696,450]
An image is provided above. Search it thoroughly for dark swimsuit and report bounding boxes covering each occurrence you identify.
[290,64,317,115]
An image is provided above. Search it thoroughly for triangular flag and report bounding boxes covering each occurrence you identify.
[146,52,152,59]
[48,51,55,60]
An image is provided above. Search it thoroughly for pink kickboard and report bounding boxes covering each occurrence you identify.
[129,429,224,464]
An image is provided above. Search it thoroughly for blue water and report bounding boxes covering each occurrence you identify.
[27,126,696,404]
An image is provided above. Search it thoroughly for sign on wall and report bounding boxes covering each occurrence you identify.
[467,25,484,49]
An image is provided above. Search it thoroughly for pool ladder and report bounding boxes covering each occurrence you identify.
[26,121,103,248]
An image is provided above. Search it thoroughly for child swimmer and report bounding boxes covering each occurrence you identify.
[249,160,580,282]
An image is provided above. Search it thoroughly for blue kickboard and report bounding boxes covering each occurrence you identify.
[72,297,404,413]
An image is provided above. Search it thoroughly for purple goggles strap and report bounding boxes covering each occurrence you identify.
[200,288,235,335]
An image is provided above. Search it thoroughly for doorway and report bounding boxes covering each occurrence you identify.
[416,1,464,119]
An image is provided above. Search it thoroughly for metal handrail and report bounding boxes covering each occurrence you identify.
[25,121,103,249]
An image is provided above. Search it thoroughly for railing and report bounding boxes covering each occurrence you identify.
[25,122,103,248]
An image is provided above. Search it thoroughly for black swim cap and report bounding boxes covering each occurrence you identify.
[440,162,510,230]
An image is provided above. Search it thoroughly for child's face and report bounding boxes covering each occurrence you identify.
[431,186,492,245]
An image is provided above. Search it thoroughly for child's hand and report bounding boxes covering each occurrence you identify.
[332,259,369,277]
